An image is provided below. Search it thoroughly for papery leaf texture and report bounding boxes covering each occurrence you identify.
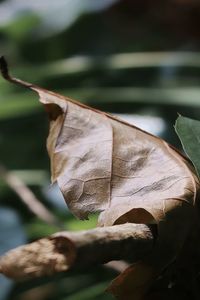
[0,57,199,300]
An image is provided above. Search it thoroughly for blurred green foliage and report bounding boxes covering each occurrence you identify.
[0,0,200,299]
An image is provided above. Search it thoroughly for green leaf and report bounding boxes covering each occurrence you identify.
[175,115,200,178]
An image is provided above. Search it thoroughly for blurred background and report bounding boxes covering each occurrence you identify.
[0,0,200,299]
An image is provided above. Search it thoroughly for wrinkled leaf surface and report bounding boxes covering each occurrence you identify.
[32,86,199,299]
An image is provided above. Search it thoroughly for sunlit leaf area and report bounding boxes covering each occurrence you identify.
[0,1,200,299]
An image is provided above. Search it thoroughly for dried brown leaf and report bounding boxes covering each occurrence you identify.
[0,57,199,299]
[37,89,199,299]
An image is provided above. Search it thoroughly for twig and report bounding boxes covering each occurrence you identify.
[0,223,153,280]
[0,164,62,228]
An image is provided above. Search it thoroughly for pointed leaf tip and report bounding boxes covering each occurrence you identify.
[0,57,34,89]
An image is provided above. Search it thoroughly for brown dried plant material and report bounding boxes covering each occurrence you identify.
[0,224,153,279]
[0,237,75,279]
[0,57,199,299]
